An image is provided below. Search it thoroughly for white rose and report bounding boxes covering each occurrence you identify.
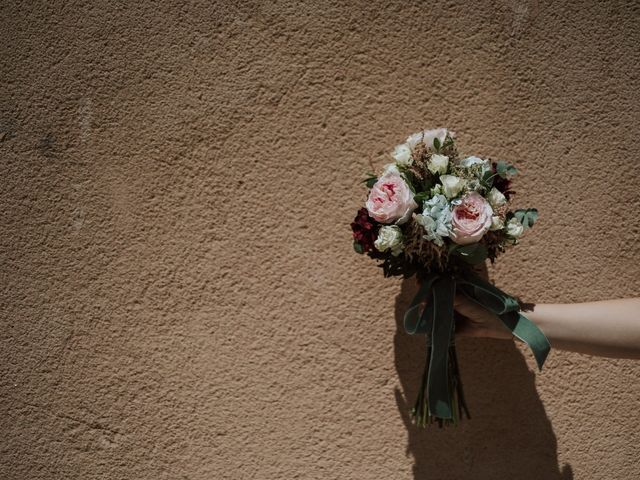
[459,156,483,167]
[405,128,449,150]
[427,154,449,175]
[440,175,466,199]
[487,187,507,208]
[506,217,524,238]
[374,225,404,256]
[459,156,491,175]
[383,163,401,175]
[392,143,412,167]
[490,215,504,231]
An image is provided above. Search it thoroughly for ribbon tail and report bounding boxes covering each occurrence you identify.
[458,272,551,371]
[499,311,550,371]
[427,276,456,420]
[403,273,439,335]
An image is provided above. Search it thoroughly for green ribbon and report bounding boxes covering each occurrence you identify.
[404,271,551,420]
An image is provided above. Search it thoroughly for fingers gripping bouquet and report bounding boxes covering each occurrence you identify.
[351,128,550,427]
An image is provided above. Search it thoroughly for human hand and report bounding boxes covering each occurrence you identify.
[454,294,513,340]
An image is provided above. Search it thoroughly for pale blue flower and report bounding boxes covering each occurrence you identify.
[414,194,452,247]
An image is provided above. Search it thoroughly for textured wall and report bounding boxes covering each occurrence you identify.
[1,1,639,479]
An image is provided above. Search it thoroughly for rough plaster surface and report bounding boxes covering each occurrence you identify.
[1,1,639,479]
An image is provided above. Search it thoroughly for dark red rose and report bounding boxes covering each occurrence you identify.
[351,208,379,253]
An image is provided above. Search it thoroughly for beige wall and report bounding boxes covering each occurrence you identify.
[1,1,639,478]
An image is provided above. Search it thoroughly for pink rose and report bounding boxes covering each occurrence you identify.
[450,192,493,245]
[365,172,417,225]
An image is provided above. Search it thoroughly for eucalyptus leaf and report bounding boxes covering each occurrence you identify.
[496,161,508,177]
[433,137,441,151]
[353,241,364,254]
[496,161,518,179]
[514,208,538,229]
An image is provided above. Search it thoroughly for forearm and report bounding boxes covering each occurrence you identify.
[527,299,640,359]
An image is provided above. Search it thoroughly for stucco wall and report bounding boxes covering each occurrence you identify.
[1,1,639,479]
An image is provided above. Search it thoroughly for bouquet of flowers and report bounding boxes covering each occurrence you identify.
[351,128,550,427]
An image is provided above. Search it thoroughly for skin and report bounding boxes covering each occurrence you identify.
[454,296,640,359]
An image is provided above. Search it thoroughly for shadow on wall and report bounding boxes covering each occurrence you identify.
[394,278,573,480]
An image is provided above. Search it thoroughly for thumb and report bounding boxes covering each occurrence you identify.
[453,293,469,311]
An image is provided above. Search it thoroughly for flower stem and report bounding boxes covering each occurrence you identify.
[411,343,470,427]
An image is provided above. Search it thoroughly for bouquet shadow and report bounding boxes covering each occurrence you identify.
[394,277,573,480]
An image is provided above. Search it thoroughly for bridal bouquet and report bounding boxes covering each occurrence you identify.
[350,128,550,427]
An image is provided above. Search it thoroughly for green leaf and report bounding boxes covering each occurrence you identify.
[496,161,518,179]
[496,161,508,177]
[514,208,538,229]
[443,136,454,149]
[402,170,428,194]
[363,172,377,188]
[413,191,430,204]
[453,243,488,265]
[353,241,364,254]
[364,177,377,188]
[481,170,495,188]
[432,137,441,151]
